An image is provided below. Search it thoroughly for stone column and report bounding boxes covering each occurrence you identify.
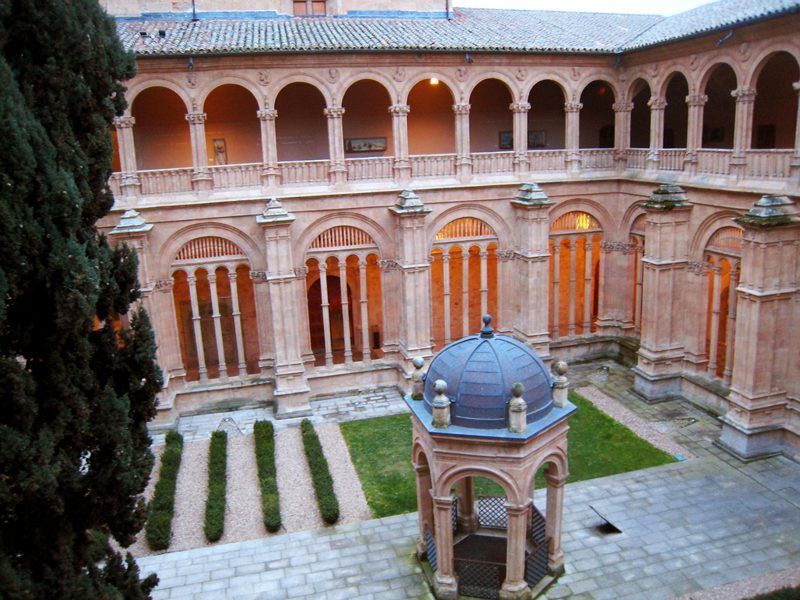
[706,264,722,377]
[338,255,353,365]
[112,116,141,196]
[722,263,739,385]
[646,97,667,172]
[461,248,470,337]
[613,101,633,170]
[633,184,693,402]
[567,237,577,337]
[256,198,311,417]
[718,195,800,459]
[208,272,228,379]
[480,248,489,317]
[634,242,644,336]
[790,82,800,182]
[414,464,434,556]
[456,477,478,532]
[545,472,567,574]
[510,183,554,357]
[511,101,531,173]
[390,103,411,182]
[389,190,434,370]
[432,496,458,599]
[187,274,208,381]
[319,263,334,367]
[565,102,582,176]
[257,108,280,187]
[501,501,533,600]
[324,106,347,184]
[453,103,472,179]
[228,270,248,374]
[358,258,371,364]
[682,261,710,372]
[442,253,452,344]
[684,94,707,175]
[583,240,593,335]
[730,87,757,178]
[185,112,212,190]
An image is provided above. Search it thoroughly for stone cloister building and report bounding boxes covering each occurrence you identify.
[102,0,800,461]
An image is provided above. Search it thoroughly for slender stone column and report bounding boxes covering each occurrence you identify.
[634,242,644,337]
[185,112,212,190]
[684,94,707,175]
[324,106,347,184]
[722,264,739,385]
[257,108,280,187]
[510,183,553,356]
[414,464,434,556]
[791,82,800,181]
[583,241,593,335]
[228,271,248,373]
[453,103,472,178]
[432,496,458,599]
[389,103,411,182]
[319,263,334,367]
[338,255,353,364]
[501,501,533,600]
[462,247,470,336]
[567,237,577,337]
[442,253,452,344]
[646,97,667,172]
[480,249,489,317]
[545,472,567,574]
[112,116,141,196]
[633,184,693,402]
[456,477,478,532]
[187,274,208,381]
[706,264,722,377]
[552,242,561,340]
[358,259,371,363]
[208,272,228,379]
[511,101,531,173]
[613,101,633,170]
[730,87,757,178]
[565,101,582,175]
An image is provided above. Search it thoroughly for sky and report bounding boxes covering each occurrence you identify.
[452,0,716,16]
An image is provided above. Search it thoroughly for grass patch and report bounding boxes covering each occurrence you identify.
[342,390,676,517]
[145,430,183,550]
[300,419,339,525]
[204,430,227,542]
[254,420,281,532]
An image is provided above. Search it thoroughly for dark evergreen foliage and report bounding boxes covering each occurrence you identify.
[204,431,227,542]
[0,0,160,597]
[253,420,281,533]
[300,419,340,525]
[145,431,184,551]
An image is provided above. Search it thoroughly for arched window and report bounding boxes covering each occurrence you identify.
[550,211,603,339]
[171,237,259,382]
[430,217,499,351]
[342,80,393,159]
[407,79,456,155]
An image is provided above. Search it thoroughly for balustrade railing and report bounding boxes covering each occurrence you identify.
[580,149,615,170]
[209,163,262,189]
[279,159,330,185]
[745,149,793,178]
[659,149,686,171]
[139,167,194,195]
[626,149,648,169]
[471,151,514,174]
[109,173,123,196]
[527,149,567,172]
[697,149,731,175]
[345,156,394,181]
[410,153,457,178]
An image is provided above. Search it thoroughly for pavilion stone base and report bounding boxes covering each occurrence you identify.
[715,416,785,461]
[273,385,312,419]
[499,581,533,600]
[631,367,683,403]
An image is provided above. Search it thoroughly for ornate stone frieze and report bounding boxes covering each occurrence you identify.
[113,116,135,129]
[293,266,309,278]
[564,102,582,113]
[687,261,710,275]
[612,102,633,113]
[154,279,173,293]
[323,106,345,118]
[257,108,278,121]
[509,102,531,113]
[496,249,515,261]
[250,270,268,282]
[378,259,399,271]
[686,93,708,107]
[600,241,637,254]
[185,112,207,124]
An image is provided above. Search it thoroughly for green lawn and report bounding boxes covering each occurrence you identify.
[340,390,676,518]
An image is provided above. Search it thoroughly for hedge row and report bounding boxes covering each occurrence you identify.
[254,421,281,532]
[204,430,227,542]
[300,419,340,525]
[145,430,184,550]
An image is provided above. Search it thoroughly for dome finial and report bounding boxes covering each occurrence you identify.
[480,314,494,338]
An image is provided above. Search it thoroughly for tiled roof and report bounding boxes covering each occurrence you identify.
[115,0,800,57]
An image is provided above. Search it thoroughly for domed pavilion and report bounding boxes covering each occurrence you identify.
[406,316,577,600]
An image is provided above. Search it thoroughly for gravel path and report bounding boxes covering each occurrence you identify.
[276,427,322,532]
[576,385,695,459]
[220,434,264,544]
[127,443,164,557]
[169,438,209,552]
[677,565,800,599]
[316,423,372,523]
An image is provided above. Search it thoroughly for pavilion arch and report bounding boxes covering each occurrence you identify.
[126,78,193,114]
[697,59,742,94]
[335,72,398,106]
[576,77,620,104]
[436,465,521,505]
[629,78,652,149]
[689,211,745,261]
[198,77,264,111]
[399,72,459,105]
[578,79,616,148]
[203,84,262,165]
[745,47,800,88]
[527,449,569,491]
[623,74,656,104]
[293,212,390,261]
[656,68,693,100]
[131,85,193,170]
[750,51,800,148]
[159,222,264,277]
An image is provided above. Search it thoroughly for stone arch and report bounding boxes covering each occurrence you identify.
[400,72,459,104]
[745,47,800,89]
[629,77,652,149]
[427,204,510,251]
[436,465,521,505]
[689,210,744,260]
[548,198,614,237]
[198,77,264,111]
[698,60,740,94]
[271,73,333,106]
[657,68,693,100]
[158,223,264,277]
[523,73,571,102]
[126,78,193,113]
[294,212,391,260]
[527,449,569,491]
[464,72,519,102]
[412,442,433,469]
[576,77,619,103]
[621,201,648,235]
[623,73,656,102]
[335,72,398,106]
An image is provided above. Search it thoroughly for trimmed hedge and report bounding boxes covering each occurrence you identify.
[254,421,281,533]
[204,430,227,542]
[300,419,339,525]
[145,430,184,550]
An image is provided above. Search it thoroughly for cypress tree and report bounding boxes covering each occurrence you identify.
[0,0,160,597]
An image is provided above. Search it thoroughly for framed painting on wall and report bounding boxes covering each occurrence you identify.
[528,130,547,149]
[498,131,513,149]
[345,137,387,153]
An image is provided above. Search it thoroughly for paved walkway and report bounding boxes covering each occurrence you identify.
[137,362,800,599]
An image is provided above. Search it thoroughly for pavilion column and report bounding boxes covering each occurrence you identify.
[187,274,208,381]
[790,82,800,182]
[682,261,711,372]
[257,108,280,187]
[453,103,472,179]
[443,253,452,344]
[583,241,593,335]
[706,264,722,377]
[730,87,757,178]
[389,190,434,369]
[722,263,739,385]
[633,184,693,402]
[545,472,567,574]
[501,501,532,600]
[718,195,799,460]
[390,103,412,183]
[511,101,531,173]
[646,97,667,172]
[185,112,213,190]
[634,242,644,336]
[552,242,561,341]
[338,255,353,365]
[613,101,633,171]
[480,248,489,317]
[456,477,478,532]
[358,258,371,363]
[324,106,347,184]
[319,263,334,367]
[208,272,228,379]
[112,116,141,196]
[461,248,470,336]
[228,270,248,374]
[567,237,577,337]
[684,94,707,175]
[432,496,458,599]
[565,101,582,176]
[257,199,311,417]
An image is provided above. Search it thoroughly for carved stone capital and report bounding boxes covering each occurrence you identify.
[389,103,410,116]
[564,102,583,113]
[647,97,667,110]
[185,112,207,125]
[113,115,136,129]
[612,101,633,113]
[687,260,710,275]
[509,102,531,113]
[452,103,471,115]
[257,108,278,121]
[323,106,345,118]
[250,270,267,282]
[731,87,757,103]
[686,93,708,107]
[496,249,515,261]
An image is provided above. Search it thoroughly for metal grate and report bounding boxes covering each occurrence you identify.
[455,560,504,599]
[707,226,743,254]
[435,217,496,240]
[425,527,437,573]
[476,496,507,529]
[526,504,548,587]
[175,236,245,261]
[452,496,458,532]
[530,505,546,545]
[551,211,601,232]
[309,225,376,249]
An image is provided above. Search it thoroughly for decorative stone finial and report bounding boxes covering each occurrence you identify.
[735,194,798,228]
[642,184,690,211]
[512,182,553,207]
[552,361,569,408]
[389,189,431,215]
[110,209,153,235]
[480,314,494,338]
[508,382,527,434]
[256,197,295,225]
[411,357,425,400]
[432,379,451,428]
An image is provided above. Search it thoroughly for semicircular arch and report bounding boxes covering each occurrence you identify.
[271,74,333,107]
[427,204,511,250]
[689,210,744,260]
[159,223,264,276]
[464,73,518,102]
[548,198,614,237]
[294,212,391,260]
[400,72,459,104]
[336,72,398,106]
[127,78,193,113]
[436,465,521,504]
[524,73,571,102]
[198,78,264,111]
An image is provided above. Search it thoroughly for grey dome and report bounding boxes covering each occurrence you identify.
[423,317,553,429]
